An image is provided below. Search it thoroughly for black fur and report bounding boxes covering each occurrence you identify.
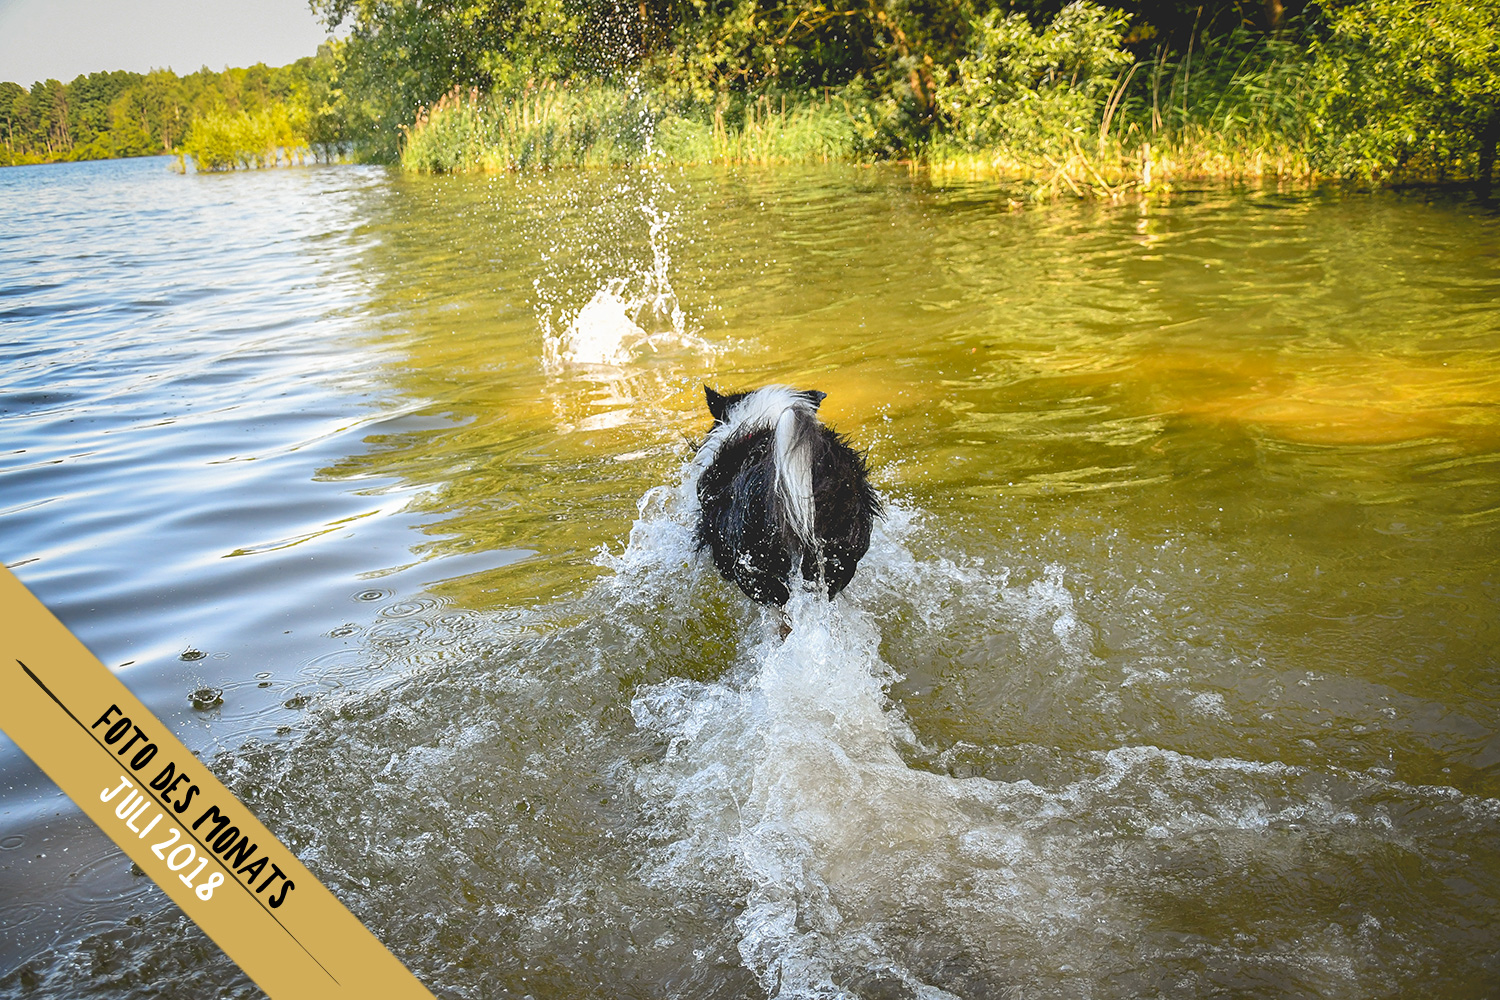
[695,386,881,607]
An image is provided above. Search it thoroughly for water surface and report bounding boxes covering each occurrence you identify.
[1,156,1498,998]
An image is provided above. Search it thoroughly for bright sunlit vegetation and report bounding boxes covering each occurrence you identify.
[0,52,346,171]
[3,0,1497,193]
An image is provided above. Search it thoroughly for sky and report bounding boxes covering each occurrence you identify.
[0,0,333,86]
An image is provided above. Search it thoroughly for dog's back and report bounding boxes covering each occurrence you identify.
[695,386,880,606]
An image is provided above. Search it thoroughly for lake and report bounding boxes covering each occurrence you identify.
[1,155,1498,998]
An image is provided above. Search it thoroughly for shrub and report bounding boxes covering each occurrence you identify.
[182,103,310,171]
[1310,0,1500,183]
[936,2,1134,155]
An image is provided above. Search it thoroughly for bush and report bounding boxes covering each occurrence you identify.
[1310,0,1500,183]
[376,0,1500,193]
[181,103,310,171]
[936,1,1134,155]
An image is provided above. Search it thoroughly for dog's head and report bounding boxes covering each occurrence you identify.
[704,385,826,424]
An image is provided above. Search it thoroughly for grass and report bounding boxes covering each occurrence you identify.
[656,93,862,166]
[400,85,649,172]
[399,61,1326,200]
[395,18,1492,200]
[399,84,862,173]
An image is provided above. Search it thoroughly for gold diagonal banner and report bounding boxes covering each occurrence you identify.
[0,566,434,999]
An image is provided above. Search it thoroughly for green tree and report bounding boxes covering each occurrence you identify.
[938,0,1133,151]
[29,79,71,158]
[311,0,605,158]
[1311,0,1500,185]
[0,82,32,164]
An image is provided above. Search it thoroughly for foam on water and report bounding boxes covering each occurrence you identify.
[614,465,1095,996]
[8,441,1499,998]
[607,457,1500,998]
[542,190,716,370]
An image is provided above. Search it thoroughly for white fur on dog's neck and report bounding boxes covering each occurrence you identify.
[697,385,819,550]
[774,406,816,548]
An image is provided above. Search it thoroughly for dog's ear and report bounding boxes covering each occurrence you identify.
[705,385,729,423]
[800,390,827,409]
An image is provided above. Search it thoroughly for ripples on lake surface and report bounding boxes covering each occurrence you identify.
[1,156,1498,998]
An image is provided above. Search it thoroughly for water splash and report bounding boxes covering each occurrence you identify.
[540,88,716,373]
[10,446,1498,999]
[610,457,1491,998]
[541,208,715,370]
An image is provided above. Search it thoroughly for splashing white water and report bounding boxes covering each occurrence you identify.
[603,456,1455,999]
[542,215,715,369]
[540,111,717,371]
[605,454,1088,996]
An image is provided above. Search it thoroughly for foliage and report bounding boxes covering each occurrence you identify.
[936,1,1133,157]
[388,0,1500,194]
[0,50,347,168]
[314,0,990,157]
[399,84,861,171]
[310,0,623,160]
[309,0,1316,167]
[1309,0,1500,183]
[7,0,1497,192]
[180,103,311,171]
[310,0,1319,161]
[930,0,1500,194]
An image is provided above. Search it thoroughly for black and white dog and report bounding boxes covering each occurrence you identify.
[694,385,881,608]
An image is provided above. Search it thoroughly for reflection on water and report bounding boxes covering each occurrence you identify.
[1,158,1498,998]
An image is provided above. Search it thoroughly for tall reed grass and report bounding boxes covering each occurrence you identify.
[656,93,862,166]
[399,57,1323,197]
[399,84,861,172]
[400,86,647,171]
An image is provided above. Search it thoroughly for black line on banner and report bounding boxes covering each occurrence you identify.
[15,658,341,987]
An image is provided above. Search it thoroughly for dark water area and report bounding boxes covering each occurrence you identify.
[1,155,1498,998]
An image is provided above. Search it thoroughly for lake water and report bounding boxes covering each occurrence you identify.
[1,155,1498,998]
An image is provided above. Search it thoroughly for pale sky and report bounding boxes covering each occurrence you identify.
[0,0,334,86]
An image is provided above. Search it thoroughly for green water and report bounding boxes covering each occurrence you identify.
[1,158,1497,998]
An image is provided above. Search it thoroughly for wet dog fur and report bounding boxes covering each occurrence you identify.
[694,385,881,608]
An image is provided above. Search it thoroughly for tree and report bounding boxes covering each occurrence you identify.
[1312,0,1500,186]
[0,82,30,164]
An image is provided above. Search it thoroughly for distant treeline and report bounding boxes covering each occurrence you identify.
[5,0,1498,192]
[0,50,346,168]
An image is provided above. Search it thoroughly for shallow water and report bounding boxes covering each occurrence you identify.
[1,156,1498,998]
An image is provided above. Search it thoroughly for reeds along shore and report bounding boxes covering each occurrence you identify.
[395,78,1325,201]
[392,0,1500,199]
[13,0,1489,195]
[397,86,864,175]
